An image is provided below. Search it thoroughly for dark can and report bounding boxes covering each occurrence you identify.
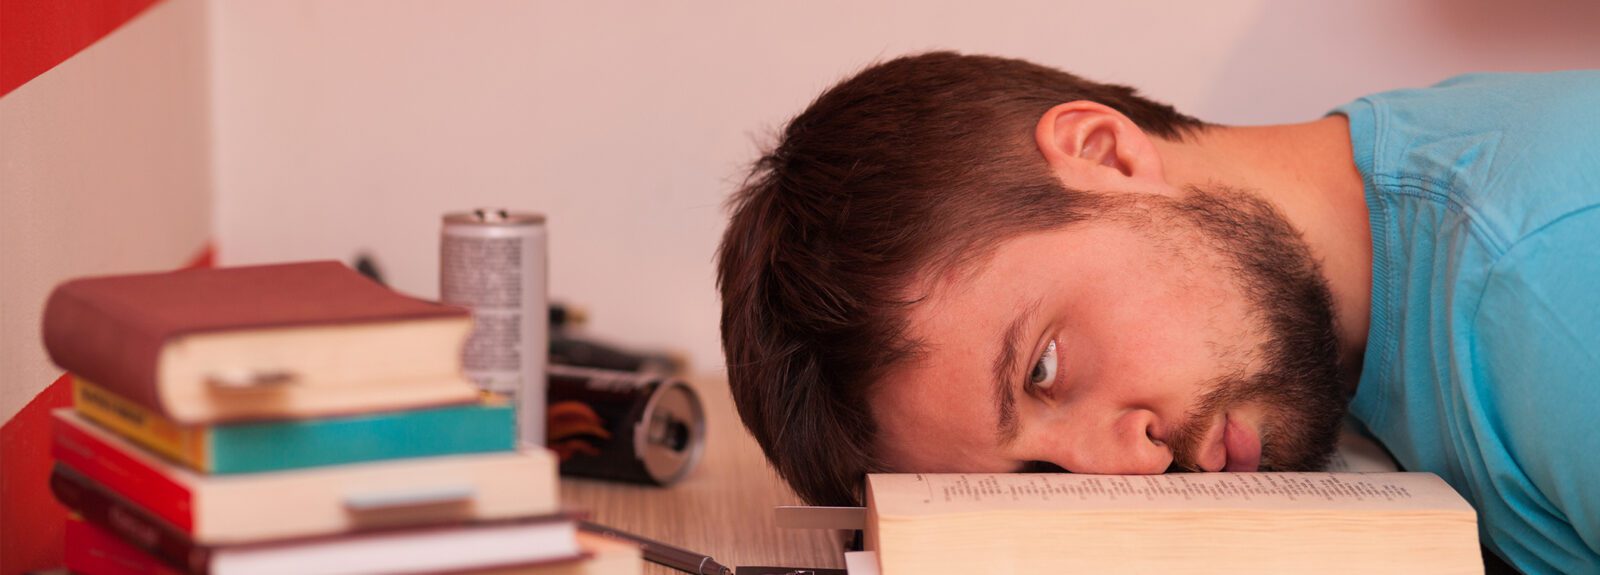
[545,365,705,485]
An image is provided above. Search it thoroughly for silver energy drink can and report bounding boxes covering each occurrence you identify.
[441,209,549,447]
[546,364,706,485]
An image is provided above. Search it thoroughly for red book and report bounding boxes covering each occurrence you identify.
[52,463,212,572]
[41,261,478,424]
[65,515,184,575]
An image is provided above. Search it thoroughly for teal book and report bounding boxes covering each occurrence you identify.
[74,377,514,474]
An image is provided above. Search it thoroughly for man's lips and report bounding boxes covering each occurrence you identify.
[1223,416,1261,472]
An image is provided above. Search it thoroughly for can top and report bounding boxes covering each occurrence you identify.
[444,209,546,226]
[635,380,706,485]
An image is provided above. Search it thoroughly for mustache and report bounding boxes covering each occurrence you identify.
[1162,369,1275,472]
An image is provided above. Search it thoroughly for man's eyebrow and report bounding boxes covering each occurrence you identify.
[992,297,1041,448]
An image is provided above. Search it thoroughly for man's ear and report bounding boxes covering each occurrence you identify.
[1035,101,1166,190]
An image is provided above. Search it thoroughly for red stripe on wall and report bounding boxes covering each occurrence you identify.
[0,243,212,575]
[0,0,166,98]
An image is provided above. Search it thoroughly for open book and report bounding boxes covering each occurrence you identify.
[864,472,1481,574]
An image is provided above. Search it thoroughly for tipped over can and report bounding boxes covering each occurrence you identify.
[546,365,706,485]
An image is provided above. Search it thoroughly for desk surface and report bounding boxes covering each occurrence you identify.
[560,375,845,574]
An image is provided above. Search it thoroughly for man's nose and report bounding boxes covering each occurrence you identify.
[1058,408,1173,474]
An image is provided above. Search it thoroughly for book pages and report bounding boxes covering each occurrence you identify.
[869,472,1473,516]
[1326,417,1401,472]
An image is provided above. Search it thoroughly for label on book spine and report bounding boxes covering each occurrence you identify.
[75,377,211,471]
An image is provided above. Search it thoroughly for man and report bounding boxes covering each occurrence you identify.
[716,52,1599,572]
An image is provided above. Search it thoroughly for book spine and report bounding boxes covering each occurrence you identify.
[53,410,197,532]
[74,378,212,472]
[65,516,190,575]
[207,401,515,474]
[42,284,167,415]
[52,464,212,574]
[76,379,513,474]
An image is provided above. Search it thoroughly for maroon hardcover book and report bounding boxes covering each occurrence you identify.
[42,261,472,422]
[64,516,185,575]
[52,463,210,573]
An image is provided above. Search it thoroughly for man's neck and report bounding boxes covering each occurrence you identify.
[1154,117,1371,387]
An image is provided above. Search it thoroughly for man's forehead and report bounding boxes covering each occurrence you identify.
[898,233,1053,345]
[900,241,1018,329]
[885,230,1057,409]
[873,253,1035,472]
[873,357,1016,473]
[895,222,1129,345]
[897,277,1006,370]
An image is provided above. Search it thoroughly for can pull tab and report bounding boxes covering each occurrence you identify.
[473,207,511,222]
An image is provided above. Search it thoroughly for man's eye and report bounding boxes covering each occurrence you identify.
[1029,339,1059,389]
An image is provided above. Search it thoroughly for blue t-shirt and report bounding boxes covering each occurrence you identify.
[1338,72,1600,573]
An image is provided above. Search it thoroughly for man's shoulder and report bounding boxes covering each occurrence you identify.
[1474,205,1600,346]
[1371,71,1600,128]
[1348,73,1600,572]
[1467,204,1600,573]
[1349,70,1600,255]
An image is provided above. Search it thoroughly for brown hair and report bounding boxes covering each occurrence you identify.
[716,52,1205,506]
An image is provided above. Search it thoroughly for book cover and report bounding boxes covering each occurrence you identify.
[52,409,558,545]
[42,261,478,424]
[74,378,514,474]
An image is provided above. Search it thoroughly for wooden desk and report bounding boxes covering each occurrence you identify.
[560,375,846,574]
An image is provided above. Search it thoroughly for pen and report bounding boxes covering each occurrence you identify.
[579,520,734,575]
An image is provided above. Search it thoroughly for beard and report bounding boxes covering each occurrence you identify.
[1138,185,1350,473]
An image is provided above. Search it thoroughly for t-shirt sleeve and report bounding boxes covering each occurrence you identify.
[1473,205,1600,568]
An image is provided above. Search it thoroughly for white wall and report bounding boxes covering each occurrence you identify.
[211,0,1600,374]
[1,0,213,422]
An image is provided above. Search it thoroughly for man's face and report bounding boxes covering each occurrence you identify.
[871,186,1348,476]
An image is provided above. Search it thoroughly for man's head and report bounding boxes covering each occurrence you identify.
[716,52,1348,507]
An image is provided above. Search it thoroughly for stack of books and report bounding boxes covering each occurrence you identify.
[42,261,639,575]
